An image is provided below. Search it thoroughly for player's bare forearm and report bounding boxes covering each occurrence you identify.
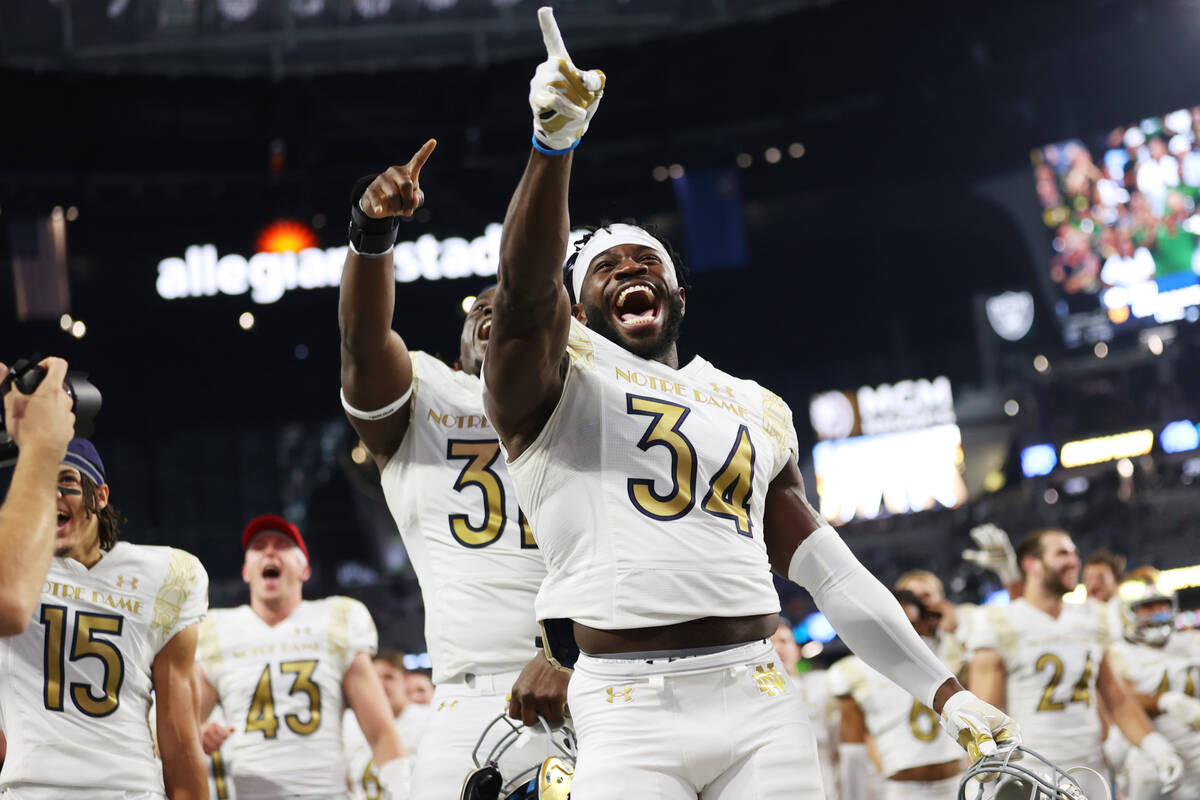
[967,649,1006,710]
[761,461,827,574]
[1099,653,1154,745]
[344,652,406,763]
[154,626,209,799]
[194,665,219,723]
[0,442,62,634]
[486,149,575,446]
[338,248,414,461]
[837,696,868,744]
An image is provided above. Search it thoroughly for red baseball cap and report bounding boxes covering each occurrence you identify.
[241,514,309,562]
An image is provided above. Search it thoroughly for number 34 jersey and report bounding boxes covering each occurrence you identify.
[967,598,1115,764]
[0,542,208,795]
[380,352,545,685]
[196,597,377,800]
[500,317,800,629]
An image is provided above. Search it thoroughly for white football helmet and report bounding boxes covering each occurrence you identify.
[459,714,575,800]
[959,745,1112,800]
[1119,578,1177,647]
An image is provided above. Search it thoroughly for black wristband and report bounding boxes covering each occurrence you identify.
[348,174,401,257]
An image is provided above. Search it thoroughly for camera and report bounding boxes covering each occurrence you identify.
[0,357,102,467]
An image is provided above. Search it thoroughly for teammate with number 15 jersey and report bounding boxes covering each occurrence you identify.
[0,440,209,799]
[338,143,564,797]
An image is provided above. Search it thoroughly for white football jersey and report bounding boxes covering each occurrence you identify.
[0,542,208,795]
[1109,633,1200,769]
[197,597,377,800]
[342,703,429,800]
[380,352,545,684]
[828,655,962,777]
[501,317,798,628]
[967,598,1114,764]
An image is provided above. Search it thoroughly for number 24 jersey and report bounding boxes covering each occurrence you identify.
[967,598,1114,764]
[0,542,208,796]
[196,597,377,800]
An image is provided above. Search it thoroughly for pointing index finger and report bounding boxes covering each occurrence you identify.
[538,7,569,61]
[407,138,437,177]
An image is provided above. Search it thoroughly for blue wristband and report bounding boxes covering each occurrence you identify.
[532,133,580,156]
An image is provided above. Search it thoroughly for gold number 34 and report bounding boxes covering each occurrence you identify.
[626,394,757,536]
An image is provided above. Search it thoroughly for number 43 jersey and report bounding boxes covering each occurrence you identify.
[0,542,208,796]
[967,598,1115,765]
[380,352,545,685]
[500,317,800,629]
[196,597,377,800]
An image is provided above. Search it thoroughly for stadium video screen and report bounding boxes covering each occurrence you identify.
[1032,107,1200,345]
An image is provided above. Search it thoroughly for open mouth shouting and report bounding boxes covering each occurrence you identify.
[477,317,492,345]
[611,281,662,331]
[262,564,282,585]
[56,509,71,535]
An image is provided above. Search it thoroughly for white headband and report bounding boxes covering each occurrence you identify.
[570,224,677,301]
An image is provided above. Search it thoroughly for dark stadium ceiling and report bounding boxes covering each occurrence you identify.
[1,0,832,77]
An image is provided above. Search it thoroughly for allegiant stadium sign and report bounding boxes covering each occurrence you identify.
[156,224,509,304]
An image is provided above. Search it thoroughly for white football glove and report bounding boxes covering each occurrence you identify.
[1138,731,1183,793]
[939,690,1021,763]
[963,523,1021,586]
[529,7,605,153]
[378,757,411,800]
[1158,690,1200,731]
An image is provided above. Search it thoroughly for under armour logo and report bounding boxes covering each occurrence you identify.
[753,663,788,697]
[436,700,459,711]
[605,685,633,704]
[115,575,139,591]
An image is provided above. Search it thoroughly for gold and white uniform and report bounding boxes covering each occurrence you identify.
[342,704,429,800]
[206,707,237,800]
[197,597,377,800]
[828,655,963,800]
[1109,632,1200,798]
[379,352,551,797]
[501,318,822,799]
[967,598,1114,769]
[0,542,208,799]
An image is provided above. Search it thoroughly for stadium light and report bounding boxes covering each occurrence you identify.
[1160,420,1199,454]
[1020,444,1057,477]
[1059,430,1153,469]
[239,312,255,330]
[803,612,837,643]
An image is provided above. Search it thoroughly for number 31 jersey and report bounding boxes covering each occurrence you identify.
[500,317,800,629]
[196,597,377,800]
[967,598,1114,764]
[0,542,208,795]
[380,352,545,685]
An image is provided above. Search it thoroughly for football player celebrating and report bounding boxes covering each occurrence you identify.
[339,140,566,797]
[0,439,209,798]
[195,515,407,800]
[967,528,1182,796]
[480,8,1020,797]
[1108,575,1200,799]
[830,591,965,800]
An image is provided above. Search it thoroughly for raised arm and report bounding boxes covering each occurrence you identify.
[0,358,75,635]
[338,140,436,469]
[153,625,208,800]
[484,8,605,455]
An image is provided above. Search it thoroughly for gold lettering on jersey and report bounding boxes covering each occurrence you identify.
[426,408,492,430]
[115,575,139,591]
[280,641,321,654]
[234,644,279,659]
[43,580,85,600]
[614,368,748,419]
[91,591,144,616]
[604,685,633,703]
[753,663,788,697]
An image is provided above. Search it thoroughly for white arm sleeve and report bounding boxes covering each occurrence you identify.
[788,526,953,709]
